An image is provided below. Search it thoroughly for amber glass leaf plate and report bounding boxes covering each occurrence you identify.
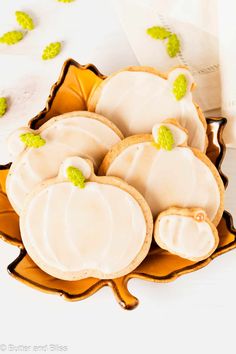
[0,59,235,310]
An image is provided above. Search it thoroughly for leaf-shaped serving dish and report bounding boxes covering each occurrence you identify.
[0,59,235,310]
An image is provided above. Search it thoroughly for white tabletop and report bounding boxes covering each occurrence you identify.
[0,1,236,353]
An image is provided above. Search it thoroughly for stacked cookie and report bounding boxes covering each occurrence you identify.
[6,66,224,281]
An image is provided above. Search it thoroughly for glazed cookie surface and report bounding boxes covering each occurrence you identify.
[88,66,207,151]
[154,207,219,262]
[100,120,224,225]
[6,111,123,215]
[20,157,153,280]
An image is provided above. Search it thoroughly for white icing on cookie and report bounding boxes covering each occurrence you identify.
[6,112,122,215]
[20,180,148,280]
[8,127,33,158]
[105,143,221,222]
[93,67,206,151]
[59,156,92,181]
[155,211,218,261]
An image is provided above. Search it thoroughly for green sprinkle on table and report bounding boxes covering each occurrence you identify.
[146,25,180,58]
[0,98,7,117]
[42,42,61,60]
[15,11,34,31]
[0,31,23,45]
[166,34,180,58]
[146,26,171,40]
[57,0,75,3]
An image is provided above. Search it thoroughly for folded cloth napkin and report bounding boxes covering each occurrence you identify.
[115,0,236,147]
[218,0,236,147]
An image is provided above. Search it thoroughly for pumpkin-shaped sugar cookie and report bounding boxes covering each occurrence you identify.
[20,157,153,280]
[100,120,224,225]
[154,207,219,261]
[88,66,207,151]
[6,111,123,215]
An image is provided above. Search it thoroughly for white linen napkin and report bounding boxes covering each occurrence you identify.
[218,0,236,147]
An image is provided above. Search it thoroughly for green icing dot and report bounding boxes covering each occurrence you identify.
[146,26,171,40]
[15,11,34,30]
[0,97,7,117]
[173,74,187,100]
[0,31,23,45]
[67,166,85,188]
[42,42,61,60]
[20,133,46,148]
[153,126,175,151]
[166,34,180,58]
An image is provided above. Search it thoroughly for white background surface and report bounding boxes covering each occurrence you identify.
[0,1,236,353]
